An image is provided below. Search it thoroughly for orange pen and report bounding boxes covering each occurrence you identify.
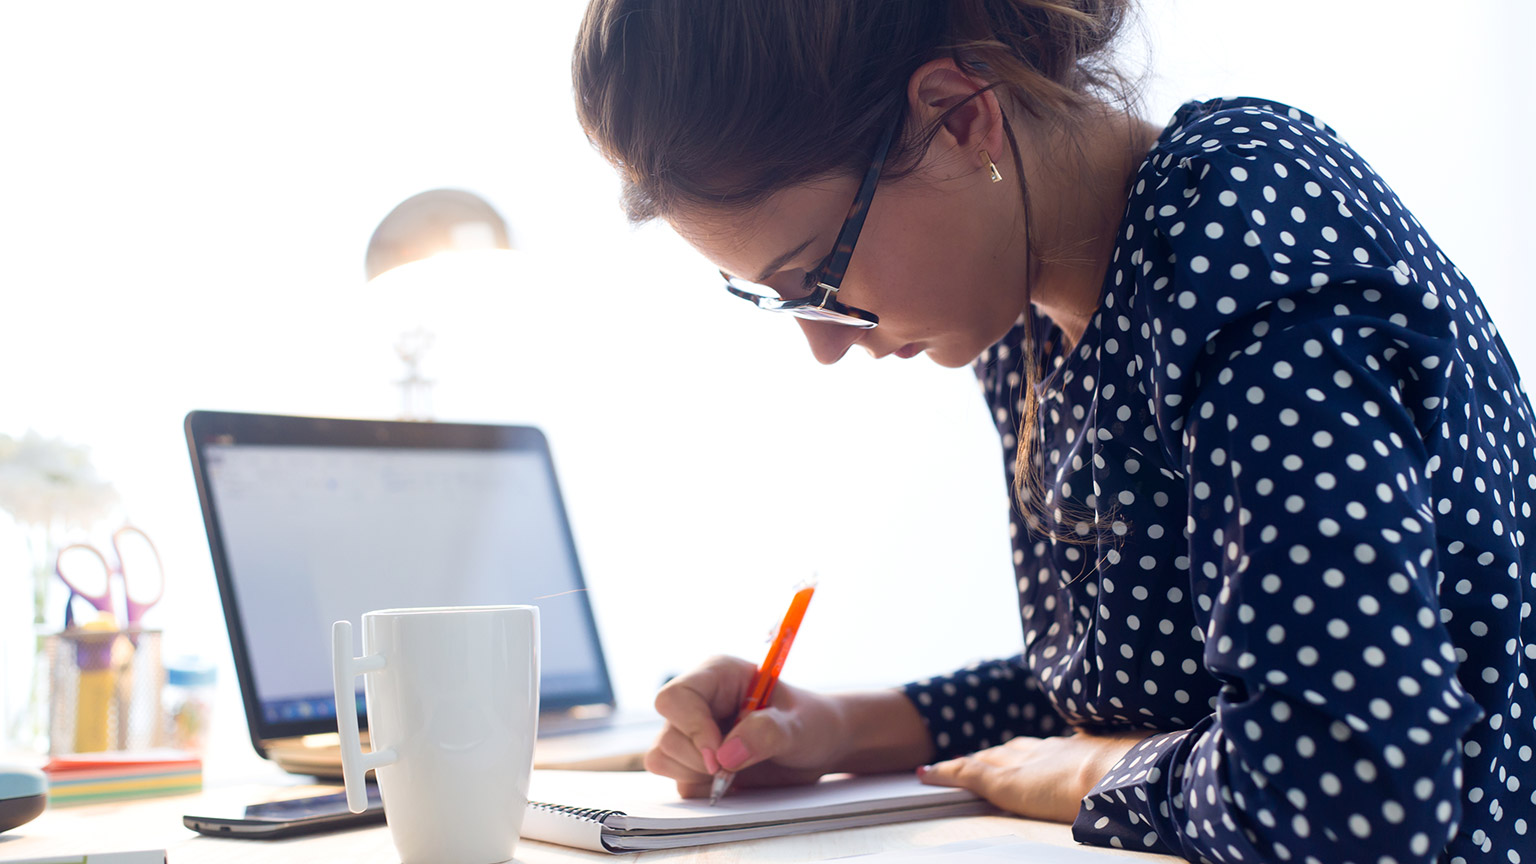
[709,581,816,805]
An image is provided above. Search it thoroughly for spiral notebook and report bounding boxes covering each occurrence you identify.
[521,769,995,852]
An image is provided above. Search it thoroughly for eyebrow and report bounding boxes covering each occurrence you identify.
[752,235,818,284]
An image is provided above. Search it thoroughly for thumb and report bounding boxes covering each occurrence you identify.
[715,707,797,773]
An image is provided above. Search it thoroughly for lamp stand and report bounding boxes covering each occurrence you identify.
[394,326,435,421]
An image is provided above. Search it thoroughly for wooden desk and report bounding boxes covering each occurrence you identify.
[0,782,1178,864]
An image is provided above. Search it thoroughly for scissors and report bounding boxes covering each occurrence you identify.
[55,525,165,630]
[54,526,165,752]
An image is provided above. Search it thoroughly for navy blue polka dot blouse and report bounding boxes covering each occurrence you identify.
[902,97,1535,862]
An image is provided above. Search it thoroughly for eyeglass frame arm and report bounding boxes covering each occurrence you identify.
[811,112,901,295]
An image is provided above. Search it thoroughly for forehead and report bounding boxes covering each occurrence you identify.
[667,177,858,277]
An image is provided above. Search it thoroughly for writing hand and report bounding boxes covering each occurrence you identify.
[645,655,840,798]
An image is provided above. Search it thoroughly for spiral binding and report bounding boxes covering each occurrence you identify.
[527,802,624,823]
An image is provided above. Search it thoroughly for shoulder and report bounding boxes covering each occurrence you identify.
[1125,96,1444,335]
[1141,97,1388,239]
[1114,98,1460,433]
[1155,96,1344,164]
[1140,97,1376,246]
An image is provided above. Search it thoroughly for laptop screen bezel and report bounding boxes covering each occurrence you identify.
[184,410,617,756]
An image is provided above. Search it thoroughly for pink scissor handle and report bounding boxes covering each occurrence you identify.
[112,526,164,627]
[331,620,397,813]
[55,544,114,618]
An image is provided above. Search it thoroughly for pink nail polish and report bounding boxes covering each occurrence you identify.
[915,765,931,779]
[716,737,751,771]
[701,747,720,775]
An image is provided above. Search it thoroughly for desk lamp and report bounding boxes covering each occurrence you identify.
[364,189,514,420]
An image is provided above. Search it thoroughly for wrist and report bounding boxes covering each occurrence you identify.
[825,690,935,774]
[1075,730,1155,799]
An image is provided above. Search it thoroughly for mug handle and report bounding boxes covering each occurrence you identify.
[331,619,398,813]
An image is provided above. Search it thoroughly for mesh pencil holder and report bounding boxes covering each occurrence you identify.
[46,627,165,756]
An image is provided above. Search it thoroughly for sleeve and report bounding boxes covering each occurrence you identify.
[901,655,1065,760]
[1073,120,1486,861]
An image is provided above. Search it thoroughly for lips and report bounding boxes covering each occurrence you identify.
[895,343,923,359]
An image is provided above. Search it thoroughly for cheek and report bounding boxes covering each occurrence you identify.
[854,228,952,309]
[851,186,1010,339]
[857,243,982,332]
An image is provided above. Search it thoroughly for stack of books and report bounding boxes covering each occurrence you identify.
[42,750,201,807]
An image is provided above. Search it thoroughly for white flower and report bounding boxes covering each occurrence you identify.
[0,431,119,528]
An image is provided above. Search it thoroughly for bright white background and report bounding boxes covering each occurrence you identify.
[2,1,1533,764]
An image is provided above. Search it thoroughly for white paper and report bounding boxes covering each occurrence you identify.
[526,769,982,832]
[835,836,1154,863]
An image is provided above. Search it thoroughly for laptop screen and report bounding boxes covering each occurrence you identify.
[185,412,615,748]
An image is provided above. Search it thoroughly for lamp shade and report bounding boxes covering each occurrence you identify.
[364,188,512,281]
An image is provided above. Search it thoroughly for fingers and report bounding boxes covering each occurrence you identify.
[648,656,762,788]
[917,737,1045,798]
[674,778,714,800]
[914,736,1095,824]
[917,755,996,796]
[641,747,713,799]
[652,655,755,758]
[650,724,714,777]
[649,704,794,779]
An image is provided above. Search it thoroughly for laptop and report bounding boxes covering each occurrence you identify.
[184,410,658,776]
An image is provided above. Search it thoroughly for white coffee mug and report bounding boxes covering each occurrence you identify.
[331,605,540,864]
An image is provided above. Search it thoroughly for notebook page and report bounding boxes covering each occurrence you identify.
[839,837,1153,862]
[526,769,981,832]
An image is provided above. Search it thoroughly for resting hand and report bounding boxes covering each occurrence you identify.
[645,655,845,798]
[917,729,1154,823]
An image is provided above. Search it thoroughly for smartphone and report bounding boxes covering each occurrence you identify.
[183,783,384,839]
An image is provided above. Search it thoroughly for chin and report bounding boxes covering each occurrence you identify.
[926,348,975,369]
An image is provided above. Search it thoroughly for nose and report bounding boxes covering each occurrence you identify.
[795,319,864,365]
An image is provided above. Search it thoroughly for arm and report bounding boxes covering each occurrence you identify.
[827,689,934,773]
[1076,110,1490,859]
[1076,317,1483,861]
[901,655,1067,761]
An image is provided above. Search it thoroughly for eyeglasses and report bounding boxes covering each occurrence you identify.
[721,114,900,330]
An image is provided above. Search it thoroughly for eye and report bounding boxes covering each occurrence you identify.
[757,269,815,301]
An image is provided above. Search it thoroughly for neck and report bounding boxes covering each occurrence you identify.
[1017,108,1162,347]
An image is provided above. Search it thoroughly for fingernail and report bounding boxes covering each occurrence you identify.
[701,747,720,775]
[915,764,932,779]
[716,737,751,771]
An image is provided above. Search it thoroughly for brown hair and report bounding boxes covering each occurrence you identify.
[573,0,1137,541]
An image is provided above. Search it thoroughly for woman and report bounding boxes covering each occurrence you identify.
[572,1,1533,860]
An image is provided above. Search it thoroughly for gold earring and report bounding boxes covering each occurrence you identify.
[980,150,1002,183]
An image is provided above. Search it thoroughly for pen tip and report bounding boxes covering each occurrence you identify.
[708,771,730,806]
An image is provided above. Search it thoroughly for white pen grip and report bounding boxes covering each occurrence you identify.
[331,620,396,813]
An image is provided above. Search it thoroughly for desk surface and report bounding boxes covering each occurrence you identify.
[0,781,1179,864]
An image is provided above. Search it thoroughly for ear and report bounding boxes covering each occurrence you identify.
[906,58,1008,175]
